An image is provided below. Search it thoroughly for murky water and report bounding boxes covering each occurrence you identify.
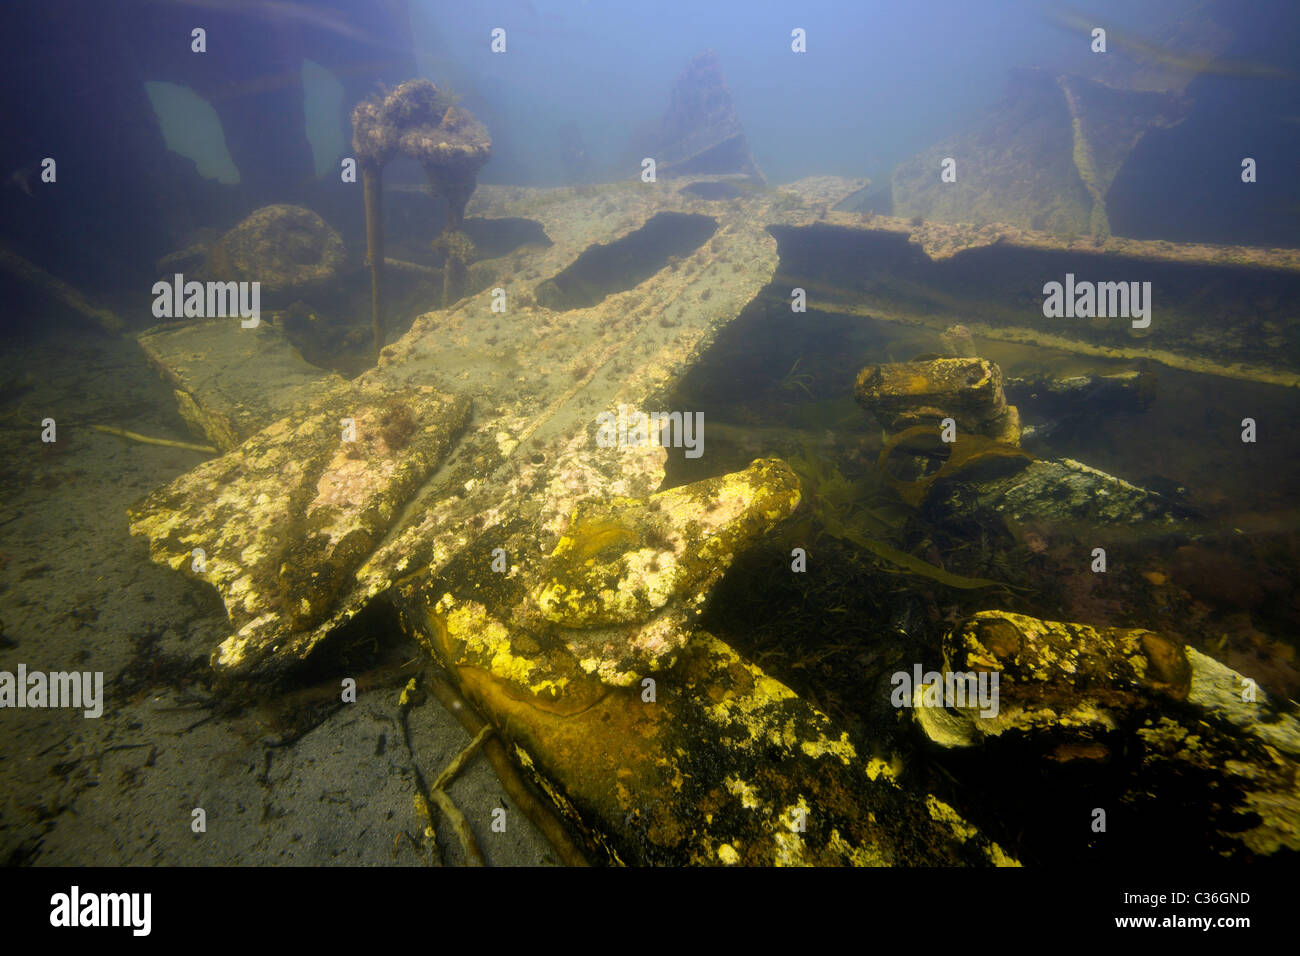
[2,0,1298,870]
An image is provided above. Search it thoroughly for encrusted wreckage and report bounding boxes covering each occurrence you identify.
[129,145,1300,862]
[917,611,1300,858]
[856,356,1022,444]
[637,49,765,184]
[888,67,1190,239]
[353,79,493,347]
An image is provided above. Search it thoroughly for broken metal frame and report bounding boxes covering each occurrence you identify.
[129,172,1300,864]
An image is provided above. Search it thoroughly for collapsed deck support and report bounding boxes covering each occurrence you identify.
[127,173,1299,864]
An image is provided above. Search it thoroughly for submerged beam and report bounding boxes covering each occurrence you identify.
[769,216,1300,387]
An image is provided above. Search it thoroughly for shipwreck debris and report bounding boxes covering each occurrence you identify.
[128,171,1295,863]
[855,356,1022,445]
[639,49,764,183]
[202,204,346,294]
[0,245,125,333]
[352,79,492,350]
[913,610,1300,858]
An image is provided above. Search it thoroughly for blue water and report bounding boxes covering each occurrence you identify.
[411,0,1204,186]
